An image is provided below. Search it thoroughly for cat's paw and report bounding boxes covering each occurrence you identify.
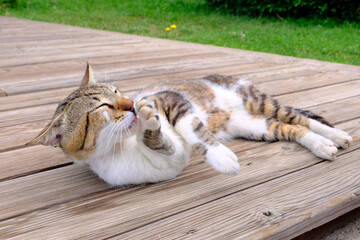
[325,128,353,149]
[135,97,160,130]
[309,120,352,149]
[205,144,240,175]
[303,133,338,160]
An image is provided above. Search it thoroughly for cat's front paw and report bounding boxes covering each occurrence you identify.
[135,97,160,130]
[205,144,240,175]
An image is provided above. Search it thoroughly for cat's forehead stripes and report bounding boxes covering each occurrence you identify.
[56,84,119,113]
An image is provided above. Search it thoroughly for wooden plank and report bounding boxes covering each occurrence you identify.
[0,41,184,67]
[0,164,109,221]
[0,119,49,152]
[306,95,360,124]
[0,119,357,239]
[275,80,360,108]
[0,32,101,44]
[0,37,141,54]
[0,58,269,95]
[0,49,219,84]
[0,62,299,112]
[0,87,75,112]
[0,145,69,181]
[0,104,56,128]
[244,65,324,82]
[257,70,360,96]
[294,207,360,240]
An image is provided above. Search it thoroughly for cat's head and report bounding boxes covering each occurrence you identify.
[27,63,137,161]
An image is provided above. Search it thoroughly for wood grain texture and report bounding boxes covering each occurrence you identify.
[0,16,359,240]
[118,148,360,240]
[0,118,358,239]
[0,62,298,112]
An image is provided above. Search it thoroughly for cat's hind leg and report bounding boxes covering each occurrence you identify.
[175,114,240,175]
[237,80,352,149]
[227,112,338,160]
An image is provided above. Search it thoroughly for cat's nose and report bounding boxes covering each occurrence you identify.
[117,97,134,112]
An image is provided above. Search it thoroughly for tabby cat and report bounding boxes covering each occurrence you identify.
[28,64,353,186]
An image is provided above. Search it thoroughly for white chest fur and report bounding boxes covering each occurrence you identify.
[88,124,191,186]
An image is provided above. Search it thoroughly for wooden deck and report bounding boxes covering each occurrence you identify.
[0,16,359,239]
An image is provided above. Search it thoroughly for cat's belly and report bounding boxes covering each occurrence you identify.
[191,85,247,141]
[88,135,190,186]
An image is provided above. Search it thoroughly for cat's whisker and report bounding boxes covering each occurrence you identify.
[124,126,131,138]
[112,124,121,161]
[101,122,115,136]
[119,126,126,161]
[104,123,118,157]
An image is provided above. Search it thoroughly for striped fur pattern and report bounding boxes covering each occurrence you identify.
[29,65,353,186]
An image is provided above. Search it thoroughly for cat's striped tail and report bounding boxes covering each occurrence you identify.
[238,82,333,128]
[292,107,333,127]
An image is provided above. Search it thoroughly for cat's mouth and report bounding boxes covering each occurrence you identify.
[129,115,138,129]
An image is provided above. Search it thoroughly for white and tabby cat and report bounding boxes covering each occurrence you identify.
[28,64,353,186]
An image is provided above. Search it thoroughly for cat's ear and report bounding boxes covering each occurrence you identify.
[81,62,97,86]
[26,110,66,147]
[26,121,62,147]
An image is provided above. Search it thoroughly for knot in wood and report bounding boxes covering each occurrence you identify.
[263,210,273,217]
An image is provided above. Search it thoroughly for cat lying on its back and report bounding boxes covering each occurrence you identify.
[28,64,353,186]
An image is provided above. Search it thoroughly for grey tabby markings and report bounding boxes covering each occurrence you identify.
[143,128,175,155]
[191,117,218,146]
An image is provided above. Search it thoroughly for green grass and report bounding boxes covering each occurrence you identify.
[1,0,359,65]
